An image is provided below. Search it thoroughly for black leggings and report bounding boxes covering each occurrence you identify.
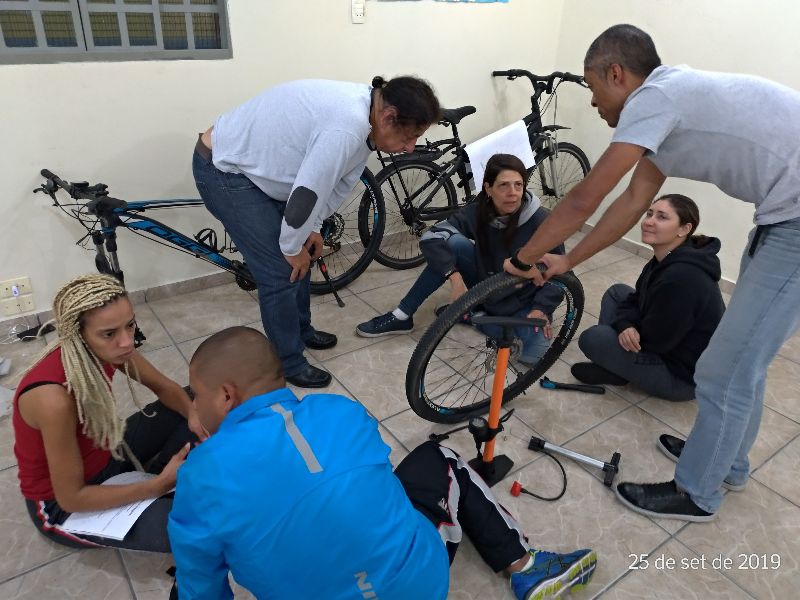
[26,400,194,553]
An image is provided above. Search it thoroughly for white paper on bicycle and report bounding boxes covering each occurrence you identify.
[61,472,159,540]
[464,120,535,192]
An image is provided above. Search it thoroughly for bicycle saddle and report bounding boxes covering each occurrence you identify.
[440,106,476,126]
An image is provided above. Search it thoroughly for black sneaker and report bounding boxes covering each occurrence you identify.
[615,480,715,522]
[571,362,628,386]
[656,434,747,492]
[356,312,413,337]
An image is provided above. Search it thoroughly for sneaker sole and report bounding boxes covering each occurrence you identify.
[613,484,716,523]
[524,550,598,600]
[655,439,747,492]
[355,327,413,338]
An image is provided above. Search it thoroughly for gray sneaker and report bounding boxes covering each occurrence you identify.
[656,434,746,492]
[356,312,414,337]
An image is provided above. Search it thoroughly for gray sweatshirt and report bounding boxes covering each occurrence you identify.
[211,80,374,255]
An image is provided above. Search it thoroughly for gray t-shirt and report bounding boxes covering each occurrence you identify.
[613,65,800,225]
[211,80,373,255]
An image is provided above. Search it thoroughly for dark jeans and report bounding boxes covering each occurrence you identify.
[26,401,193,553]
[192,149,315,377]
[578,283,695,401]
[398,234,479,315]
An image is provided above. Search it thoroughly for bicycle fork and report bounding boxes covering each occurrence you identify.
[91,229,147,347]
[539,138,562,198]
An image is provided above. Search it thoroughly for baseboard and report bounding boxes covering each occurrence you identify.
[0,271,235,333]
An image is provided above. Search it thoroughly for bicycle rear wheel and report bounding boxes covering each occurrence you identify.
[528,142,590,210]
[309,168,384,294]
[372,160,459,269]
[406,271,584,424]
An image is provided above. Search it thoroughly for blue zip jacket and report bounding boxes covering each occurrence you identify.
[168,389,448,599]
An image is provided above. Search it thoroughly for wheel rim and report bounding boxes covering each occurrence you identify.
[416,279,579,418]
[529,147,588,211]
[310,177,378,288]
[378,163,453,264]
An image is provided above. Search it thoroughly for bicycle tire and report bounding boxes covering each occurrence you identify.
[372,160,459,269]
[527,142,590,211]
[309,168,384,294]
[406,271,584,424]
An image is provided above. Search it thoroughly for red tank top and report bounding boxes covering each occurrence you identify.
[13,347,115,501]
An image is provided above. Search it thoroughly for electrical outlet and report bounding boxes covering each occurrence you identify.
[0,294,34,317]
[0,276,32,299]
[1,297,21,317]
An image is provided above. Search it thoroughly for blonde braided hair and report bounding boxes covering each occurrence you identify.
[40,274,148,466]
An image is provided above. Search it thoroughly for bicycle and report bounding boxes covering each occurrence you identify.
[35,168,385,298]
[493,69,592,211]
[369,70,591,271]
[406,271,584,424]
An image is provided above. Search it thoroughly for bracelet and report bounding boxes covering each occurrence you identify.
[509,249,533,272]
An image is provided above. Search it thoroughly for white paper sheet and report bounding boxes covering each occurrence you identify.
[61,472,159,540]
[464,121,535,192]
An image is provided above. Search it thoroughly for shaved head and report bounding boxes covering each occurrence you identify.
[189,327,285,434]
[191,326,284,397]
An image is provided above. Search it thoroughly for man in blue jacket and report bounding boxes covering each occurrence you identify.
[168,326,596,599]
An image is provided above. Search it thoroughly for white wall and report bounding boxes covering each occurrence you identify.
[5,0,797,320]
[552,0,800,281]
[0,0,564,320]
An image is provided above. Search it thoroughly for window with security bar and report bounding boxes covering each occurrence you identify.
[0,0,230,62]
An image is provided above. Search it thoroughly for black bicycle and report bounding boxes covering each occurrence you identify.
[406,271,584,424]
[36,168,385,296]
[370,69,591,271]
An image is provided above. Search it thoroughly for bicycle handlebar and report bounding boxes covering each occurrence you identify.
[38,169,125,213]
[492,69,584,92]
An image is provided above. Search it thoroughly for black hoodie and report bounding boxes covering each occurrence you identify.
[611,237,726,383]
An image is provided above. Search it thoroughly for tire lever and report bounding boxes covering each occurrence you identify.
[539,376,605,395]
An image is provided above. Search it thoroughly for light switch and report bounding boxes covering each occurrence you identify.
[352,0,365,24]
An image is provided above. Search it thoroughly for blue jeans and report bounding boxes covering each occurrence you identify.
[578,284,695,401]
[192,150,314,377]
[398,234,550,362]
[675,217,800,513]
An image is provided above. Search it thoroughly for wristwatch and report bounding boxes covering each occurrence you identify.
[510,249,533,272]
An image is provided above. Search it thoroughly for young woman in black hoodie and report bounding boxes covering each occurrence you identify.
[573,194,725,401]
[355,153,565,364]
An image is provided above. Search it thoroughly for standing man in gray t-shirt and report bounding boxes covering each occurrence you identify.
[505,24,800,521]
[193,77,440,388]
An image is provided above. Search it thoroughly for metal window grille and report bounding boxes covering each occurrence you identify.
[0,0,230,61]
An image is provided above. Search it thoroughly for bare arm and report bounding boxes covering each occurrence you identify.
[129,352,191,417]
[21,386,186,512]
[515,143,648,265]
[127,352,208,441]
[566,157,666,267]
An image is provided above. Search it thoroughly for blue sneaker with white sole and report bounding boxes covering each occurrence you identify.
[510,548,597,600]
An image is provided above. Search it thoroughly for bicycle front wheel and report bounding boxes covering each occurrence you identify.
[372,160,459,270]
[309,168,384,294]
[528,142,590,211]
[406,271,584,424]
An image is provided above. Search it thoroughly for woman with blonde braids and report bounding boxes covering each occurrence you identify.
[12,274,207,551]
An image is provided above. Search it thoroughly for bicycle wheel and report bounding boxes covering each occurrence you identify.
[406,271,584,424]
[372,160,459,270]
[309,168,385,294]
[528,142,590,211]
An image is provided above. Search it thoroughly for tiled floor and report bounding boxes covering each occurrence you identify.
[1,235,799,599]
